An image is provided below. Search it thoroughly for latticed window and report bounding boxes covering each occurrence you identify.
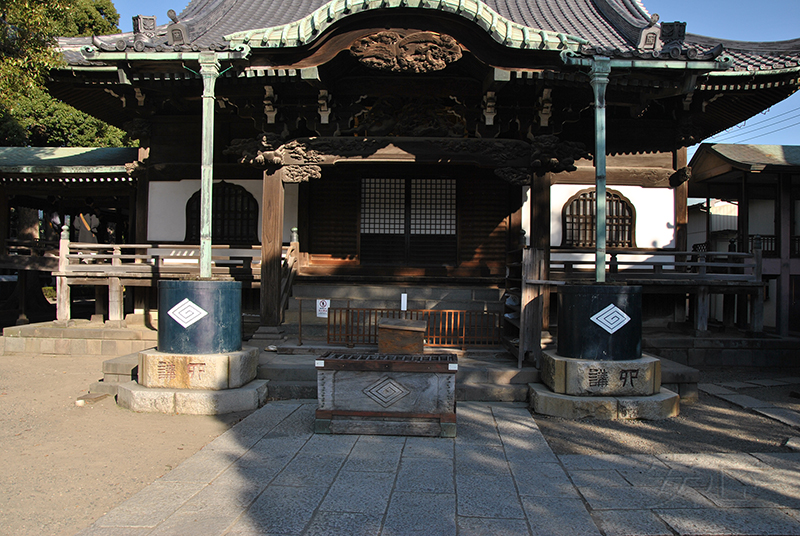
[360,177,457,264]
[185,181,259,244]
[562,188,635,248]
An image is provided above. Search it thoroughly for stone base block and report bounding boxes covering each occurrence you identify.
[138,347,258,390]
[529,383,679,420]
[116,379,268,415]
[540,350,661,397]
[315,415,456,438]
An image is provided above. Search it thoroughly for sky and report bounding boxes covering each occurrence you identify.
[111,0,800,155]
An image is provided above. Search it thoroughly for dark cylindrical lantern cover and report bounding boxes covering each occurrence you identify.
[158,280,242,354]
[557,284,642,361]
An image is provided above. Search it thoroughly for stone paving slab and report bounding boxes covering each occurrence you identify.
[654,508,800,535]
[717,381,753,389]
[697,383,734,395]
[747,379,791,387]
[76,400,800,536]
[754,407,800,428]
[715,393,776,409]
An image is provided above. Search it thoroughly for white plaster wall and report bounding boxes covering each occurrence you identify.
[550,185,675,249]
[147,179,299,243]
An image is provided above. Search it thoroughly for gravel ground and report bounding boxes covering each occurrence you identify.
[535,368,800,456]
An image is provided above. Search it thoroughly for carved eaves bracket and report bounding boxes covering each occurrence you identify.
[224,135,588,184]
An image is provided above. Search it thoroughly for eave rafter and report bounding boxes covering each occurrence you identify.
[223,0,588,53]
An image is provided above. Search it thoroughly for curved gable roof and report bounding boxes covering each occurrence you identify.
[59,0,799,75]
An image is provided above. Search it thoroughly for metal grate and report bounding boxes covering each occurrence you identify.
[327,308,501,347]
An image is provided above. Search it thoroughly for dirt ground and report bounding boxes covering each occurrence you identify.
[1,352,799,536]
[0,352,253,536]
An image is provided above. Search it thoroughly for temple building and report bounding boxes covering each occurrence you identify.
[11,0,798,359]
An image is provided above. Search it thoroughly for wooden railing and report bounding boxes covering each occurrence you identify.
[327,308,501,348]
[549,248,762,283]
[56,242,262,279]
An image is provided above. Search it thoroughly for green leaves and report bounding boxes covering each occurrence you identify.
[0,0,127,146]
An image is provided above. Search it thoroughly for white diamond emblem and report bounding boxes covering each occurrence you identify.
[590,304,630,334]
[167,298,209,329]
[363,377,410,408]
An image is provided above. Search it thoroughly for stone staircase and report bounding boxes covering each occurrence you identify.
[90,347,538,402]
[3,319,157,357]
[281,282,504,338]
[258,348,537,402]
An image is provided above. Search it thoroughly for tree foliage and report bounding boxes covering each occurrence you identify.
[0,0,129,147]
[0,87,129,147]
[0,0,72,104]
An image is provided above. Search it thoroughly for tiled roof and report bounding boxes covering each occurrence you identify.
[0,147,138,174]
[58,0,799,74]
[695,144,800,171]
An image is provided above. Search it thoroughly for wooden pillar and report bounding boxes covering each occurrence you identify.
[532,172,551,331]
[673,148,688,323]
[134,163,151,320]
[737,172,750,328]
[260,168,285,326]
[56,222,71,322]
[777,174,791,336]
[694,286,709,332]
[109,277,124,322]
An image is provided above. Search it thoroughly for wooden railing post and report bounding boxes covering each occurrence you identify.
[56,221,71,322]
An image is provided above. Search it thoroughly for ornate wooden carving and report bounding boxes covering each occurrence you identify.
[283,165,322,182]
[225,133,283,167]
[494,167,530,185]
[350,31,462,73]
[529,135,590,177]
[342,96,467,137]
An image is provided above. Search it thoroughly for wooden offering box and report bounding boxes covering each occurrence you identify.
[378,318,426,354]
[315,352,458,437]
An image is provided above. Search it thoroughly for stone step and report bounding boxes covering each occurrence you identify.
[266,380,317,400]
[456,383,529,402]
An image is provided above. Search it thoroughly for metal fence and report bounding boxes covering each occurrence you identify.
[327,308,501,348]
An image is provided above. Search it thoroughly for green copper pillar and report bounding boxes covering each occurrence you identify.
[199,52,220,279]
[589,58,611,283]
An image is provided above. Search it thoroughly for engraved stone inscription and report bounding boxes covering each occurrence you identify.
[588,368,609,388]
[620,369,639,388]
[157,361,176,380]
[188,362,206,380]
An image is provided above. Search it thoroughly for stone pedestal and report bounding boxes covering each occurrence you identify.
[540,351,660,397]
[117,346,266,415]
[315,353,457,437]
[531,349,679,420]
[138,347,258,390]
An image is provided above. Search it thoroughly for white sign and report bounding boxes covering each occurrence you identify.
[316,299,329,318]
[401,293,408,311]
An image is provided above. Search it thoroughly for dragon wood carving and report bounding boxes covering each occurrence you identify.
[350,31,462,73]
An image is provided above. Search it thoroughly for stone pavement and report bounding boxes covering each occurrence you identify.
[77,401,800,536]
[699,377,800,430]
